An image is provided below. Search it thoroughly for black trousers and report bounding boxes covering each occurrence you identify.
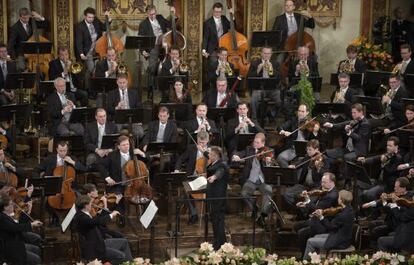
[208,198,226,250]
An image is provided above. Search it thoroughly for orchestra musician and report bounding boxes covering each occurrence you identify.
[95,47,120,78]
[138,4,174,99]
[202,2,232,62]
[225,102,263,156]
[107,74,144,141]
[142,106,178,151]
[370,74,408,130]
[47,77,84,137]
[0,43,18,106]
[205,146,229,250]
[248,46,281,120]
[276,104,322,168]
[203,77,238,109]
[324,103,371,182]
[272,0,315,64]
[184,103,218,135]
[160,79,193,123]
[337,45,367,74]
[232,133,274,226]
[398,44,414,79]
[49,46,88,107]
[0,194,43,265]
[84,108,119,168]
[208,47,235,85]
[74,195,133,264]
[391,8,413,62]
[330,73,357,106]
[33,141,86,226]
[293,172,339,256]
[303,190,355,260]
[7,7,49,71]
[174,131,211,224]
[75,7,110,74]
[362,177,413,250]
[284,140,330,209]
[0,147,24,181]
[358,136,404,202]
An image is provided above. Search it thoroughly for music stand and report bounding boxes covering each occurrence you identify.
[159,103,192,122]
[330,73,364,89]
[313,103,350,117]
[153,172,187,233]
[346,160,371,212]
[292,76,323,92]
[90,77,117,108]
[114,107,152,129]
[251,31,283,49]
[0,104,30,155]
[157,75,188,94]
[101,134,120,149]
[125,36,156,93]
[402,98,414,109]
[262,166,297,186]
[69,107,96,128]
[5,73,36,103]
[354,96,383,116]
[236,133,255,151]
[363,71,391,96]
[294,140,308,157]
[207,107,236,149]
[38,81,70,102]
[404,73,414,88]
[146,142,178,156]
[226,76,243,93]
[28,176,63,221]
[22,41,52,56]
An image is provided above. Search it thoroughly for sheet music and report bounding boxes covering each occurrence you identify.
[140,200,158,229]
[189,176,207,191]
[61,204,76,233]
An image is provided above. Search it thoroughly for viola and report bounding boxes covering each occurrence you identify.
[47,162,76,210]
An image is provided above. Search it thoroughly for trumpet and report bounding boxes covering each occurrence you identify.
[263,61,273,76]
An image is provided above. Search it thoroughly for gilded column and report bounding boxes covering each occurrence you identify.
[0,0,7,43]
[183,0,203,98]
[247,0,267,60]
[53,0,73,56]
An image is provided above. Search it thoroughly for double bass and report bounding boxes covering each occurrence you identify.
[219,0,250,77]
[95,1,124,59]
[123,138,152,204]
[26,0,52,83]
[47,161,76,210]
[161,0,186,54]
[280,5,316,84]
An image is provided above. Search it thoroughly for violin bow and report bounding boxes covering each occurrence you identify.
[290,116,318,135]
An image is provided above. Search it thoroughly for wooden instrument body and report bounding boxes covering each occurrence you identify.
[123,158,152,200]
[95,12,125,59]
[47,165,76,210]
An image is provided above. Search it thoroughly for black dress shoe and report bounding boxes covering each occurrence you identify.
[116,215,126,228]
[188,215,198,225]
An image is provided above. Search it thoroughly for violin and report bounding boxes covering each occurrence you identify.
[311,205,344,217]
[295,151,326,169]
[90,193,117,217]
[304,189,328,198]
[123,137,152,204]
[47,160,77,210]
[256,146,274,161]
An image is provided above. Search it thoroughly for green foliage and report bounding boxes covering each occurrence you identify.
[294,74,315,112]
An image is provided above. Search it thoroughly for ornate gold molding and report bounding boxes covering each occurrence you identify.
[0,0,7,43]
[183,0,202,96]
[248,0,267,60]
[53,0,73,56]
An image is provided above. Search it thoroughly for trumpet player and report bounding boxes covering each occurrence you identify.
[49,46,88,107]
[396,44,414,79]
[370,74,408,130]
[184,103,218,135]
[160,46,187,76]
[336,44,366,74]
[0,43,18,106]
[209,47,235,82]
[248,46,281,120]
[47,77,84,137]
[95,47,119,78]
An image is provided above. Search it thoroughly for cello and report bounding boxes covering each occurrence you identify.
[26,0,52,82]
[0,157,18,188]
[123,137,152,204]
[95,0,125,59]
[219,0,250,77]
[280,4,315,84]
[47,161,76,210]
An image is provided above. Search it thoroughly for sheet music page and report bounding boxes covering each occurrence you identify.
[140,200,158,229]
[189,176,207,191]
[61,204,76,233]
